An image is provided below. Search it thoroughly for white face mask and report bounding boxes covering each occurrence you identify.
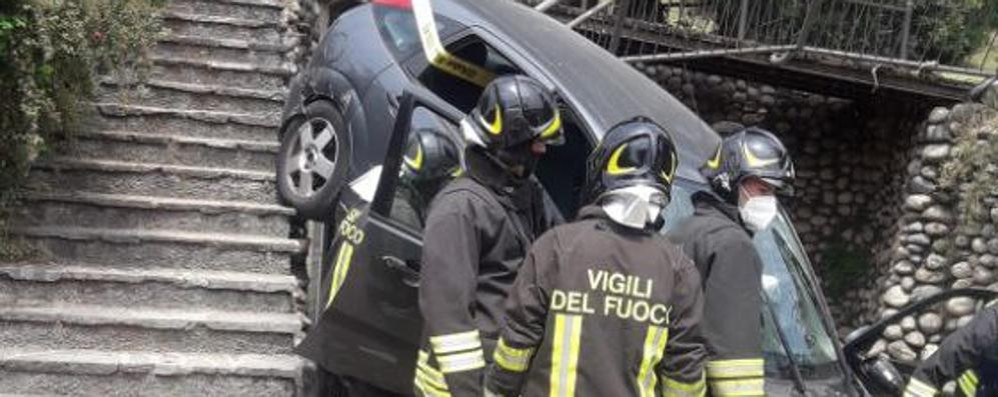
[739,189,778,233]
[600,185,667,230]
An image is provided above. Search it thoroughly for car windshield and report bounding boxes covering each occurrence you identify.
[754,209,842,380]
[661,183,844,381]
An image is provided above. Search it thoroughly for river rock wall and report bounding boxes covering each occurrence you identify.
[634,63,931,332]
[869,103,998,361]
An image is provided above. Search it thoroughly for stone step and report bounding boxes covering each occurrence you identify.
[95,102,280,128]
[148,58,290,92]
[0,304,302,355]
[0,349,301,396]
[95,110,276,143]
[156,35,291,72]
[11,226,301,273]
[0,263,300,313]
[166,0,285,23]
[28,158,278,203]
[67,128,278,171]
[15,191,291,237]
[97,80,283,118]
[162,10,284,46]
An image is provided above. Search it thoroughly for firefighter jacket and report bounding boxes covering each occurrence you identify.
[415,151,562,397]
[666,192,765,396]
[484,205,708,397]
[905,304,998,397]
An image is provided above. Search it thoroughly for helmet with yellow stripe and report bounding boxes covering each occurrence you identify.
[702,126,795,200]
[583,117,678,206]
[461,75,564,151]
[402,127,462,183]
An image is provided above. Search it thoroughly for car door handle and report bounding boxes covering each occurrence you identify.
[382,255,420,288]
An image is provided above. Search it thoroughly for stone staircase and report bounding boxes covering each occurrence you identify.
[0,0,308,395]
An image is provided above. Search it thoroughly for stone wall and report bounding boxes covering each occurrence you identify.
[286,0,323,72]
[634,63,932,331]
[871,103,998,362]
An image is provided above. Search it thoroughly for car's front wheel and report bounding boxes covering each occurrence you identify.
[277,100,351,220]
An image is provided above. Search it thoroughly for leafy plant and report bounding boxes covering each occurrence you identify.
[940,107,998,229]
[0,0,164,259]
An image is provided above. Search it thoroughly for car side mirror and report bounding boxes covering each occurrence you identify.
[861,356,904,395]
[844,325,870,346]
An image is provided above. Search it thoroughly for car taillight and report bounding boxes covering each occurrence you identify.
[372,0,411,9]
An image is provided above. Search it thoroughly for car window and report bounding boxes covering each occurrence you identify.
[660,183,845,381]
[379,106,463,234]
[373,4,463,61]
[409,34,522,112]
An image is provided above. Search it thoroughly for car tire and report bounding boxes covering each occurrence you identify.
[277,100,351,220]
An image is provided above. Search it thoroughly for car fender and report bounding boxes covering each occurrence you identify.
[304,66,368,179]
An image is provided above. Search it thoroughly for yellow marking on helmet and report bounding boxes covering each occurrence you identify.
[742,143,779,167]
[607,144,637,175]
[660,152,677,183]
[706,145,722,169]
[404,142,424,171]
[486,103,502,135]
[539,110,562,141]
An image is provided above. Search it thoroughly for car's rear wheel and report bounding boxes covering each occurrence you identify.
[277,100,351,220]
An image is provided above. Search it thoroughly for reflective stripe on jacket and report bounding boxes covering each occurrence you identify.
[485,205,708,397]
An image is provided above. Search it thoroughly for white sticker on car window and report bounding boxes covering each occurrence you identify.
[349,166,383,203]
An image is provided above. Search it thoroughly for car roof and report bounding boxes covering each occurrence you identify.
[431,0,720,182]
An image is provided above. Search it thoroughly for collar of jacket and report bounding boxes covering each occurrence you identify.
[577,205,657,235]
[691,191,752,235]
[466,148,519,193]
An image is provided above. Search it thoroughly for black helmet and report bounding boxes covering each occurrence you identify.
[402,127,462,183]
[583,118,678,204]
[463,75,564,151]
[702,126,795,198]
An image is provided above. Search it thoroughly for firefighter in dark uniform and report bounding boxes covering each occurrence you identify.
[484,118,708,397]
[391,126,463,230]
[904,303,998,397]
[414,75,565,397]
[667,126,794,397]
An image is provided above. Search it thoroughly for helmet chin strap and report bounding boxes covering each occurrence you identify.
[599,185,666,230]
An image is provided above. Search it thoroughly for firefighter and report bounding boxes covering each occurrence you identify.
[667,126,795,397]
[415,75,565,397]
[904,304,997,397]
[392,126,463,230]
[484,118,708,397]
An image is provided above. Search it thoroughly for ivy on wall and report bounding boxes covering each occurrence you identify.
[940,107,998,231]
[0,0,164,259]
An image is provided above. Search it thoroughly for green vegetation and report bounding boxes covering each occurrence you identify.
[911,0,998,66]
[820,240,873,302]
[0,0,163,259]
[940,107,998,230]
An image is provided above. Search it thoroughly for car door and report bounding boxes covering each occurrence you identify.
[318,90,466,394]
